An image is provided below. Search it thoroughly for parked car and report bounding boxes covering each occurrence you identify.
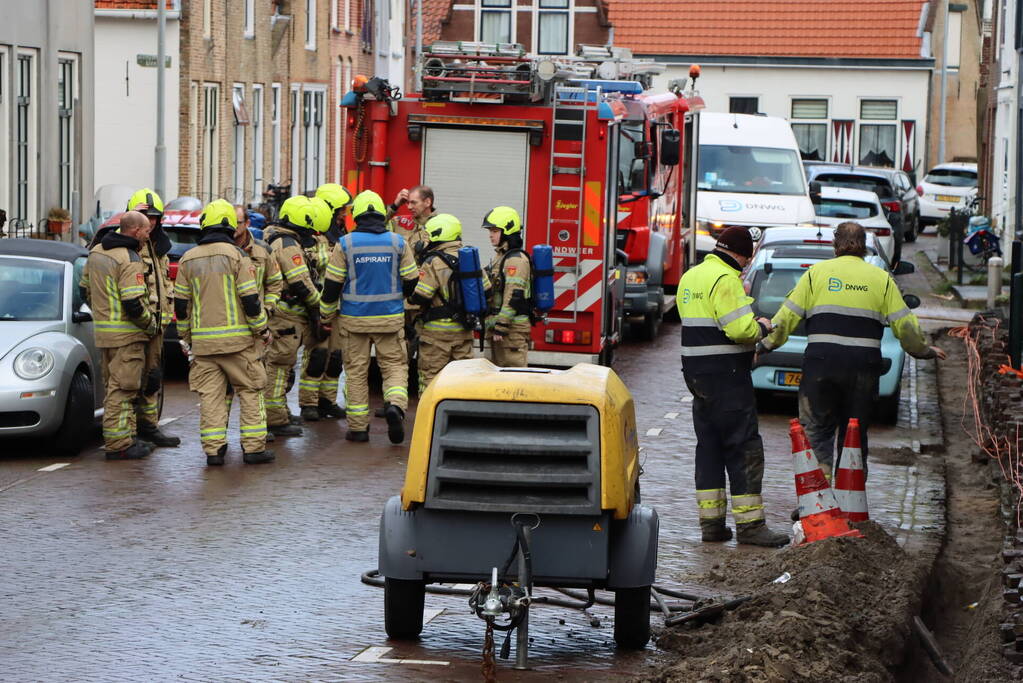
[744,227,917,423]
[804,163,920,261]
[0,239,102,455]
[811,185,896,263]
[917,162,978,227]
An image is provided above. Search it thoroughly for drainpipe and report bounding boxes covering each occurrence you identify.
[938,0,949,164]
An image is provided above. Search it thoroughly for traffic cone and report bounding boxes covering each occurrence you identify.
[789,418,863,544]
[834,418,869,522]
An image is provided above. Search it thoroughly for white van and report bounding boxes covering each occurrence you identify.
[695,112,816,256]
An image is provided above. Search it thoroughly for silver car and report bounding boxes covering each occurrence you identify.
[0,239,102,455]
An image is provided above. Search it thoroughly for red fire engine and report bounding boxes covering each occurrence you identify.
[340,43,703,366]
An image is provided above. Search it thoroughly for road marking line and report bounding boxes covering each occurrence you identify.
[664,412,679,420]
[37,463,69,472]
[423,608,444,624]
[351,646,449,666]
[646,428,662,437]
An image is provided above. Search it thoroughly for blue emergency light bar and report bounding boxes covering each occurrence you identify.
[568,79,644,95]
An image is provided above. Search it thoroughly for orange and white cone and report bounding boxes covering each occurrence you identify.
[790,418,863,544]
[834,418,869,522]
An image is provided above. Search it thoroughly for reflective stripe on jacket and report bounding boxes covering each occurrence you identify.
[764,254,930,364]
[83,244,153,347]
[676,253,763,374]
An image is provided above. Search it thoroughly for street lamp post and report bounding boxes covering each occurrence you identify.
[938,0,949,165]
[155,0,166,199]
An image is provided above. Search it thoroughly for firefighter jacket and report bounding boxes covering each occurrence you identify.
[264,225,321,321]
[320,213,419,333]
[410,241,492,335]
[306,233,331,284]
[173,231,269,356]
[240,233,283,312]
[485,243,531,336]
[82,231,157,347]
[677,252,766,375]
[386,209,434,259]
[763,254,933,366]
[93,223,172,329]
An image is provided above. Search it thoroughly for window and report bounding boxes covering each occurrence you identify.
[729,97,758,114]
[480,0,512,43]
[860,99,897,120]
[244,0,255,37]
[232,85,248,204]
[698,144,807,195]
[302,89,326,192]
[57,55,78,217]
[202,83,220,202]
[946,8,963,70]
[203,0,212,38]
[858,125,897,167]
[344,0,351,31]
[271,83,281,183]
[306,0,317,49]
[15,51,37,227]
[792,124,828,161]
[538,0,570,55]
[189,82,198,192]
[334,59,344,182]
[0,49,8,215]
[331,0,338,29]
[290,86,301,190]
[252,84,264,200]
[791,98,828,120]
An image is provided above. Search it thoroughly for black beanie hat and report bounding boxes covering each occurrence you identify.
[715,226,754,258]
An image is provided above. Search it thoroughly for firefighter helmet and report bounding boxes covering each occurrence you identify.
[315,183,353,212]
[352,190,386,219]
[310,197,334,234]
[199,199,238,230]
[426,214,462,242]
[482,206,521,236]
[278,196,315,231]
[126,188,165,218]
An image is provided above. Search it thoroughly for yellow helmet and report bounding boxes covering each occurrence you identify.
[278,196,315,231]
[309,197,334,233]
[482,206,521,236]
[315,183,353,212]
[126,188,165,217]
[425,213,462,242]
[352,190,386,219]
[199,199,238,230]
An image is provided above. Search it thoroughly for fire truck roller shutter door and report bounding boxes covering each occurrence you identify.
[421,127,530,263]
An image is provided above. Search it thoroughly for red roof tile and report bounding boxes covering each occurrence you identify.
[608,0,928,60]
[421,0,452,46]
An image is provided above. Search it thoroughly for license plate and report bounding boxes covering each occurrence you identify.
[776,370,802,386]
[936,194,960,203]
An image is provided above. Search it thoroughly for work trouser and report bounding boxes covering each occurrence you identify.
[101,342,147,451]
[340,326,408,432]
[487,326,531,367]
[798,357,878,477]
[684,370,766,531]
[263,317,304,426]
[298,326,344,407]
[190,344,267,455]
[418,328,473,393]
[136,332,163,430]
[319,323,345,404]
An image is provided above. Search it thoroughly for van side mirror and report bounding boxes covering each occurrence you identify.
[893,261,915,276]
[660,128,681,166]
[902,293,921,309]
[629,158,646,193]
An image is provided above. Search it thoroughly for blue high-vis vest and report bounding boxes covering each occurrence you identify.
[339,230,406,318]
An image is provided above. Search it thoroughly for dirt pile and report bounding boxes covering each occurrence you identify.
[644,522,925,682]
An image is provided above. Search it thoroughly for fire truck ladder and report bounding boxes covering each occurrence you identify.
[547,84,597,324]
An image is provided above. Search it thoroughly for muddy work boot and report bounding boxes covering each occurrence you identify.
[138,423,181,448]
[105,441,151,461]
[385,404,405,444]
[243,450,275,465]
[300,405,321,422]
[269,423,303,437]
[736,522,790,548]
[318,398,345,419]
[345,429,369,443]
[206,444,227,467]
[700,520,734,543]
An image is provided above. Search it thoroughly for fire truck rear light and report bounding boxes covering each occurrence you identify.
[544,329,592,345]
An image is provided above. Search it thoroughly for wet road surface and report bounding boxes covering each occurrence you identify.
[2,249,948,681]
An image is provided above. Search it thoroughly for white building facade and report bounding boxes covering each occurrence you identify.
[990,0,1018,241]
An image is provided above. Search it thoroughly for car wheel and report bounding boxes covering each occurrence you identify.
[613,586,651,649]
[51,370,94,457]
[384,577,426,639]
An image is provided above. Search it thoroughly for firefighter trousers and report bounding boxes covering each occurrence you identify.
[190,345,268,455]
[340,327,408,432]
[418,330,473,393]
[101,342,146,451]
[298,325,344,407]
[684,370,767,530]
[798,358,878,476]
[487,327,530,367]
[137,332,163,429]
[263,318,304,426]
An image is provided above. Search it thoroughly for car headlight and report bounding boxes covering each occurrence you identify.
[14,347,55,380]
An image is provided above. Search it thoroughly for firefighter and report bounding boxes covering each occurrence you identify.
[315,182,353,244]
[762,221,946,483]
[262,195,321,437]
[408,213,491,393]
[387,185,435,256]
[320,190,419,444]
[297,197,345,421]
[482,206,532,367]
[677,226,788,547]
[83,211,158,460]
[175,200,272,466]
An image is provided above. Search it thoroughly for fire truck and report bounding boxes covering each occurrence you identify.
[340,43,703,366]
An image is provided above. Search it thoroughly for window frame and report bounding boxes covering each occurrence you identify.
[790,98,828,120]
[290,85,301,191]
[0,47,9,217]
[536,0,571,56]
[306,0,317,50]
[791,123,828,162]
[271,83,282,183]
[57,53,79,218]
[15,49,38,228]
[728,96,759,114]
[859,99,898,120]
[478,0,513,44]
[857,123,898,168]
[251,84,264,201]
[202,82,220,203]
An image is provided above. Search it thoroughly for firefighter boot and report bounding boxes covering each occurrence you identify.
[374,403,389,418]
[206,444,227,467]
[736,522,790,548]
[105,441,152,461]
[345,429,369,443]
[700,519,733,543]
[318,397,345,419]
[243,449,275,465]
[300,405,321,422]
[385,404,405,444]
[289,411,304,425]
[138,423,181,448]
[269,423,303,437]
